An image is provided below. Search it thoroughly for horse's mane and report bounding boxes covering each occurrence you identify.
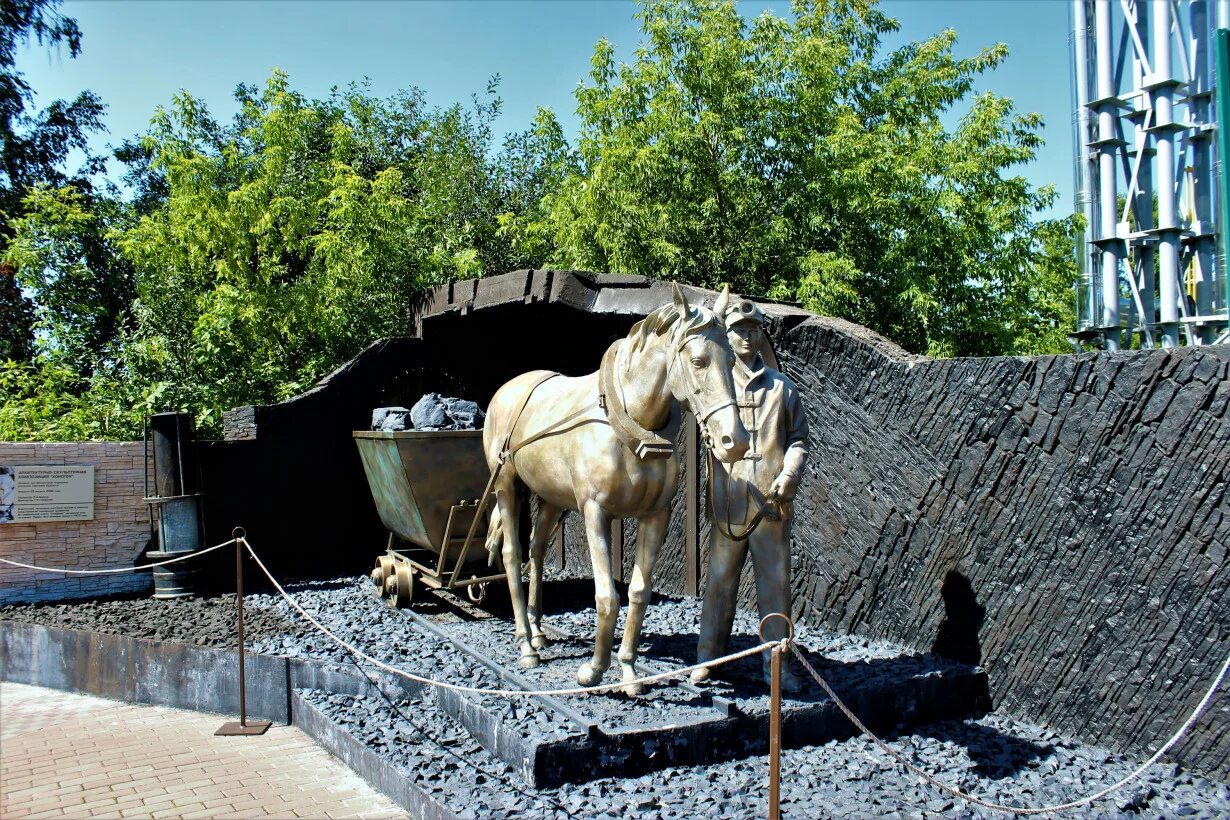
[625,304,716,357]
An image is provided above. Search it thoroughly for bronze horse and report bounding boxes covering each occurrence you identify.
[483,285,750,694]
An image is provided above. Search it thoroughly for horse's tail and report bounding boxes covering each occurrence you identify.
[484,506,503,567]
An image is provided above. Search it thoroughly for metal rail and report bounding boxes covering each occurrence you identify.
[397,606,602,738]
[538,619,741,718]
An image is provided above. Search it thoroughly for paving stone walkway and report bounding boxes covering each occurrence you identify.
[0,682,409,819]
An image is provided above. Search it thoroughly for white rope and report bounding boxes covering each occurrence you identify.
[791,644,1230,815]
[243,538,774,698]
[0,538,235,575]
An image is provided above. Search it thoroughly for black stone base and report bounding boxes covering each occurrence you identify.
[0,608,989,793]
[387,593,992,787]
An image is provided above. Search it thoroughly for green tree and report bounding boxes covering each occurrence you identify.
[7,185,135,373]
[525,0,1076,356]
[107,72,552,432]
[1,0,106,362]
[2,68,567,441]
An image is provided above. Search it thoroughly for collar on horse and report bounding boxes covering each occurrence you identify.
[598,339,675,460]
[499,341,680,466]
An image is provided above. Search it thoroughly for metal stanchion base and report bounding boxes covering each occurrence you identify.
[215,720,272,736]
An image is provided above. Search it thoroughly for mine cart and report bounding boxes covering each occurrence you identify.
[353,430,502,607]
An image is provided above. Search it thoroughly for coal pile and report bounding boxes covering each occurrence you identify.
[371,395,485,432]
[372,406,411,431]
[410,393,485,431]
[0,592,297,649]
[305,687,1230,819]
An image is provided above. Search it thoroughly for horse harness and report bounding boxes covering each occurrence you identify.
[491,346,683,468]
[501,318,738,466]
[481,324,773,545]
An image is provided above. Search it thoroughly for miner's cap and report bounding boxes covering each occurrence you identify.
[724,298,765,328]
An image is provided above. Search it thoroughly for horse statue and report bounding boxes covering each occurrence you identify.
[482,284,750,695]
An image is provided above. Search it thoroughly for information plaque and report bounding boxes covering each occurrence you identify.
[0,465,95,523]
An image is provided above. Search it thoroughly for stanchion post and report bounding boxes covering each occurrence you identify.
[216,528,271,736]
[769,644,782,820]
[759,612,792,820]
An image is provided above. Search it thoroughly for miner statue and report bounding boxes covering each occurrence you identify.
[691,286,808,691]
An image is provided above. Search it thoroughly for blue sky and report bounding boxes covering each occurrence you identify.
[19,0,1074,216]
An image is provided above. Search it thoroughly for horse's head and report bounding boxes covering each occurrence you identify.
[628,284,750,464]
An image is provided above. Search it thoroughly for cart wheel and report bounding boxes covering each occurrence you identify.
[373,555,395,595]
[371,559,386,595]
[388,563,414,609]
[466,581,488,605]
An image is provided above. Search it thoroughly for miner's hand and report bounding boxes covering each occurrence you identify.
[767,473,797,502]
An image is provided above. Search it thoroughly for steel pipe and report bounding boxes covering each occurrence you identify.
[1134,0,1158,344]
[1074,1,1100,331]
[1097,0,1123,349]
[1154,0,1183,346]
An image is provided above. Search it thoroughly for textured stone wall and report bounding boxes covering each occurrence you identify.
[772,317,1229,776]
[0,442,152,604]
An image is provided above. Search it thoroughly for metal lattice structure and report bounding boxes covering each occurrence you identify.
[1071,0,1230,349]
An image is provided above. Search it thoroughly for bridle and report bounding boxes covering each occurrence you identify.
[664,315,739,451]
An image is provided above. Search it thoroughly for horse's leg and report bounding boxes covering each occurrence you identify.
[577,499,617,687]
[617,509,668,696]
[527,501,563,650]
[495,477,539,668]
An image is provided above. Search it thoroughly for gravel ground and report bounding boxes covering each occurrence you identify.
[3,577,1227,817]
[0,575,975,732]
[303,686,1230,819]
[0,586,300,648]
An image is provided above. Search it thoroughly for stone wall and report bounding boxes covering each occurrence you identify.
[775,317,1229,776]
[0,442,152,604]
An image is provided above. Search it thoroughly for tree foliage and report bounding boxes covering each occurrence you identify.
[516,0,1075,357]
[4,72,565,438]
[0,0,106,362]
[3,0,1082,442]
[7,185,135,370]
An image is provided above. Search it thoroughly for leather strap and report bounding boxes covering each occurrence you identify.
[707,451,780,541]
[598,340,675,460]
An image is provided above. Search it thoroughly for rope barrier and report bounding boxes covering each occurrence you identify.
[242,538,775,698]
[790,643,1230,815]
[0,538,235,575]
[7,528,1227,815]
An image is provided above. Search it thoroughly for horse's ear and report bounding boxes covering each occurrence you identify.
[672,282,691,321]
[713,284,731,327]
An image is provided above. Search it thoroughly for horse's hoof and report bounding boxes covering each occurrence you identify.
[577,662,605,687]
[620,668,645,697]
[622,680,646,697]
[517,652,541,669]
[531,633,552,650]
[689,666,712,684]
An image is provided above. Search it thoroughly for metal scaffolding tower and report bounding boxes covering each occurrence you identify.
[1072,0,1230,348]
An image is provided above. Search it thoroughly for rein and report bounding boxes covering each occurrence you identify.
[707,450,781,540]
